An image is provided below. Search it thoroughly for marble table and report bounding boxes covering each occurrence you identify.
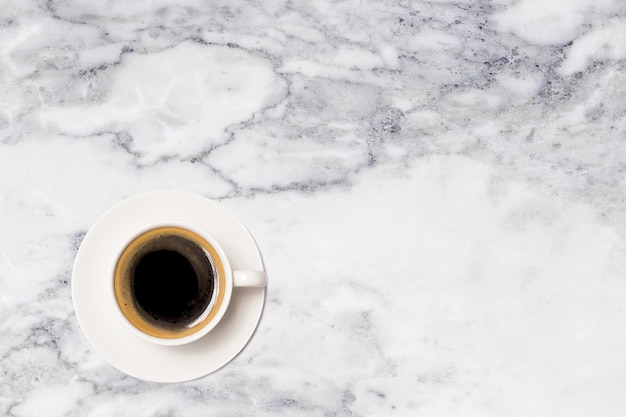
[1,0,625,415]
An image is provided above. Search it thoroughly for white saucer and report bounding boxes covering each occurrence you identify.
[72,190,266,383]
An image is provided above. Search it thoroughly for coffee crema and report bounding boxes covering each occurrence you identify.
[113,227,226,339]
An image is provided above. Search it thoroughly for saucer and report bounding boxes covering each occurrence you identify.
[71,190,266,383]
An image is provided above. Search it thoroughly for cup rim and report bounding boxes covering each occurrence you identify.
[109,220,234,346]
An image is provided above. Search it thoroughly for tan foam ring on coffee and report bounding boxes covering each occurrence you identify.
[114,227,226,339]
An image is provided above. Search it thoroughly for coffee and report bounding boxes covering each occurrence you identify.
[113,227,226,340]
[133,244,212,326]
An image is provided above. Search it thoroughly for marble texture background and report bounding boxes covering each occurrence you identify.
[1,0,625,415]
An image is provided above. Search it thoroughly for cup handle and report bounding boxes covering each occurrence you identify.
[233,270,267,287]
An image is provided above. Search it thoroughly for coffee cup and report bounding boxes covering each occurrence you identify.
[110,221,266,346]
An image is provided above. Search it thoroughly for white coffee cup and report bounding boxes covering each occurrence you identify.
[109,221,266,346]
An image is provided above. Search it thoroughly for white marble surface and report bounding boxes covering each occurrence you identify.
[1,0,625,414]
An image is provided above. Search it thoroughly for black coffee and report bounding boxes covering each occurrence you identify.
[131,237,214,328]
[114,226,224,339]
